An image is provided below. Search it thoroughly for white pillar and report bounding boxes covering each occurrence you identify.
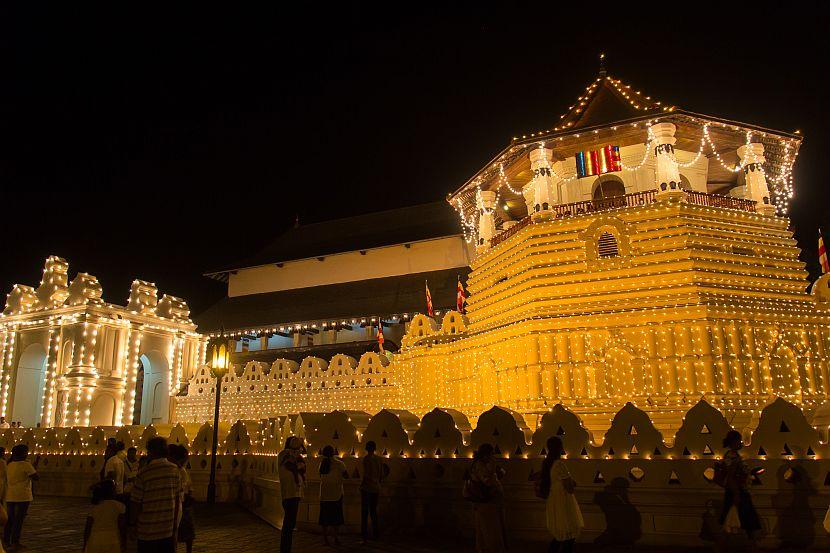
[652,123,683,198]
[476,190,497,253]
[529,147,555,220]
[737,143,776,216]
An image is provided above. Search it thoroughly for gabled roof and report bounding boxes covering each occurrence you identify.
[552,72,675,132]
[206,201,462,279]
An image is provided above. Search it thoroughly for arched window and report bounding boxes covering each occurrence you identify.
[592,176,626,200]
[597,232,619,258]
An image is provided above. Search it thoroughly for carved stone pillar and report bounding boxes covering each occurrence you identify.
[652,123,683,198]
[737,143,776,216]
[529,147,555,220]
[476,190,497,253]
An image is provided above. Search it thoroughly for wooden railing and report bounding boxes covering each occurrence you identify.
[489,215,531,247]
[684,190,756,212]
[488,189,756,247]
[551,189,658,218]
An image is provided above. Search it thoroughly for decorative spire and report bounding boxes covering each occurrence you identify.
[599,52,607,77]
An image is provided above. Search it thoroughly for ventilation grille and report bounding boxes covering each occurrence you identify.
[598,232,619,258]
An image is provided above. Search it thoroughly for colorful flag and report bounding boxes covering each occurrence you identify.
[456,275,467,314]
[576,145,621,178]
[376,320,385,353]
[820,229,830,274]
[425,281,434,318]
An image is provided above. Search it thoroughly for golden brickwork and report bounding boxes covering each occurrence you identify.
[396,196,830,431]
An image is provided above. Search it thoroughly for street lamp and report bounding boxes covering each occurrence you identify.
[206,337,230,504]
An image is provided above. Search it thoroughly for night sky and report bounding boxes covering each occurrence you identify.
[1,5,828,316]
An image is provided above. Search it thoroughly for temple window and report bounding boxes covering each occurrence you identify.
[592,175,626,200]
[597,232,619,258]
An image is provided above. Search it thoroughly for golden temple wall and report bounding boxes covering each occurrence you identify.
[395,199,830,431]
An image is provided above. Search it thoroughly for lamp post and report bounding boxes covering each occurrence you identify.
[206,337,230,504]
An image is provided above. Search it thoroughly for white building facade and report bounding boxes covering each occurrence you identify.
[0,256,206,427]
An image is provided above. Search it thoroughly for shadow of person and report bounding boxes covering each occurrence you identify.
[771,463,816,549]
[593,476,642,546]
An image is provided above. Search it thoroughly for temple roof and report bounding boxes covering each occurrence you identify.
[196,267,468,333]
[206,201,463,279]
[553,73,674,131]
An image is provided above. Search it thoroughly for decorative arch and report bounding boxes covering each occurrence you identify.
[580,216,634,262]
[90,393,116,426]
[138,350,170,425]
[591,174,626,200]
[11,342,48,427]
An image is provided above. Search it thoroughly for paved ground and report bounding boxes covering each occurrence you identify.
[12,495,787,553]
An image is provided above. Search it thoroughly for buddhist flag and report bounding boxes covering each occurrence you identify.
[425,281,435,318]
[820,229,830,274]
[376,320,385,353]
[456,275,467,314]
[575,145,621,178]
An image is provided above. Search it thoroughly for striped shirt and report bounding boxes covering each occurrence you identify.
[131,458,182,541]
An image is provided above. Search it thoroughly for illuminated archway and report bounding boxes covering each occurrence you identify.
[11,343,48,427]
[138,350,170,425]
[90,394,116,426]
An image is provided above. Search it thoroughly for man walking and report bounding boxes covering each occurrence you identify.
[104,441,127,500]
[129,437,182,553]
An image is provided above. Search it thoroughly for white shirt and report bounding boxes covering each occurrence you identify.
[86,499,126,551]
[104,452,126,494]
[319,458,347,501]
[6,460,37,502]
[277,450,305,500]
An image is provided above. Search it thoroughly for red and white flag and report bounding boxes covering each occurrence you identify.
[425,281,434,318]
[820,229,830,274]
[456,275,467,314]
[376,320,385,353]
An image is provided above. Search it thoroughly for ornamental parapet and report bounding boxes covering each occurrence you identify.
[488,189,757,249]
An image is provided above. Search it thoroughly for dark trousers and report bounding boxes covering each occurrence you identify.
[361,490,380,540]
[280,497,300,552]
[137,537,176,553]
[548,538,575,553]
[3,501,30,545]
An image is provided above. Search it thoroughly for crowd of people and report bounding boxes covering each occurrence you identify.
[0,436,194,553]
[0,418,26,430]
[0,428,824,551]
[274,430,825,553]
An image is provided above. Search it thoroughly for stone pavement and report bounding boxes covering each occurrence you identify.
[12,495,757,553]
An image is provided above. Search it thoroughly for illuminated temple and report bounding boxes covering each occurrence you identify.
[3,69,830,433]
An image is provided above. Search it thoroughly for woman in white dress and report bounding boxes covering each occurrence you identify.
[541,436,583,553]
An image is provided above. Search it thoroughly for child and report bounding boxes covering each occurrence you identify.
[83,480,126,553]
[170,445,195,553]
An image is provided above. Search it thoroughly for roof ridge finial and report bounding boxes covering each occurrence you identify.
[599,52,607,77]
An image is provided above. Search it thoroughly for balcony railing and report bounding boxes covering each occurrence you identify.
[489,215,531,247]
[683,190,757,212]
[488,189,757,247]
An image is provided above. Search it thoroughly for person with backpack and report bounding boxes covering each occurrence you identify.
[716,430,761,547]
[465,443,507,553]
[538,437,583,553]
